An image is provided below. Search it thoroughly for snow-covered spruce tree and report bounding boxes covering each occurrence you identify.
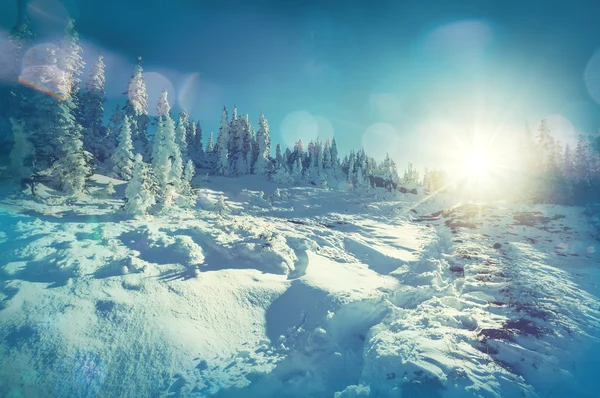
[422,168,432,193]
[51,119,92,195]
[271,162,294,185]
[175,113,189,162]
[228,109,251,175]
[112,115,135,180]
[254,112,271,175]
[156,89,171,118]
[25,46,91,193]
[5,16,35,118]
[58,18,85,100]
[125,57,150,157]
[170,145,184,191]
[236,114,252,175]
[214,107,229,176]
[151,91,182,203]
[227,106,240,172]
[355,165,367,190]
[189,120,205,167]
[80,54,108,162]
[125,154,155,216]
[292,157,303,183]
[181,159,195,198]
[347,151,356,183]
[330,138,340,172]
[151,116,172,198]
[27,47,66,171]
[103,105,124,162]
[205,131,214,167]
[9,118,34,180]
[289,139,305,171]
[2,16,34,84]
[250,126,259,173]
[275,144,283,168]
[323,140,332,172]
[104,180,116,197]
[403,162,420,184]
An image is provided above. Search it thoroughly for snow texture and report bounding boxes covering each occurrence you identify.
[0,175,599,398]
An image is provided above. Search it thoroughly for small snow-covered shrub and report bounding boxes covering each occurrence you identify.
[172,235,205,267]
[334,385,371,398]
[104,181,115,197]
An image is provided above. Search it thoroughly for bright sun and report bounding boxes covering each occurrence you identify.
[464,150,492,178]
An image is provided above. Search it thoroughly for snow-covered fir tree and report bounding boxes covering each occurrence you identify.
[271,162,294,185]
[9,118,33,179]
[227,106,240,171]
[50,121,91,195]
[125,57,150,157]
[403,162,420,184]
[275,144,283,168]
[239,114,253,175]
[214,107,229,176]
[254,112,271,176]
[28,47,68,170]
[151,91,181,203]
[111,115,135,180]
[175,113,189,161]
[80,54,107,162]
[156,89,171,118]
[151,115,174,198]
[189,120,205,167]
[206,131,214,154]
[181,159,195,198]
[125,154,155,216]
[170,145,184,191]
[323,140,332,172]
[292,157,303,183]
[58,18,85,99]
[104,105,124,162]
[330,138,340,172]
[104,180,115,197]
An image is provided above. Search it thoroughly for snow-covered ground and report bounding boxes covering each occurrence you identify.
[0,174,599,397]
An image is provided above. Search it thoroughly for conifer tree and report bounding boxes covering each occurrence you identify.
[80,54,107,162]
[51,121,91,195]
[181,159,195,198]
[58,19,85,99]
[254,112,272,176]
[111,115,135,180]
[125,154,155,215]
[151,92,177,199]
[275,144,283,168]
[9,118,33,179]
[214,107,229,175]
[175,113,189,161]
[125,57,150,156]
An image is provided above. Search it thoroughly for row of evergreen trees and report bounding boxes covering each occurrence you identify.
[520,120,600,205]
[4,18,413,202]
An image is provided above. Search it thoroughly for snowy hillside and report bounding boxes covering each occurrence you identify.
[0,175,599,398]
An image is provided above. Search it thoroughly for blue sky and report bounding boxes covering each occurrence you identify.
[2,0,600,170]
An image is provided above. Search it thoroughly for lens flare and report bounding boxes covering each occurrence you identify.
[584,48,600,106]
[361,123,400,162]
[314,115,335,142]
[19,43,70,101]
[143,72,175,116]
[422,20,493,68]
[178,72,200,112]
[544,114,576,147]
[281,110,318,148]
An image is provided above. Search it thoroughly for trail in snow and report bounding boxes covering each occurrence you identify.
[0,175,599,397]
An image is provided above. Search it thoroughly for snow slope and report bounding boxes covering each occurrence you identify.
[0,174,599,397]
